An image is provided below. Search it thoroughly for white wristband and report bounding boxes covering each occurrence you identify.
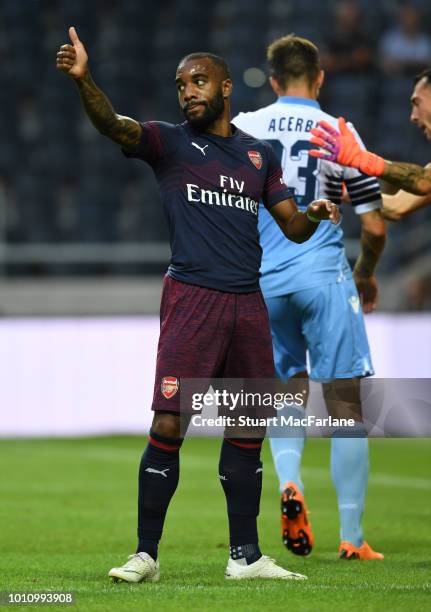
[306,210,320,223]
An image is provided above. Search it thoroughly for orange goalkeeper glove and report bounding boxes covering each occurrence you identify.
[309,117,385,177]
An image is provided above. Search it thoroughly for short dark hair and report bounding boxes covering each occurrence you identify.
[178,52,231,80]
[414,68,431,86]
[267,34,320,89]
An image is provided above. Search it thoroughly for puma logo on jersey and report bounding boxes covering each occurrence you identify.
[191,142,209,156]
[145,467,170,478]
[348,295,360,314]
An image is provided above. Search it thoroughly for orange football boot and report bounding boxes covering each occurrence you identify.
[339,541,384,560]
[281,481,314,556]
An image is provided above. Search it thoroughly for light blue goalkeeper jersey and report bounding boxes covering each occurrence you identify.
[233,97,382,297]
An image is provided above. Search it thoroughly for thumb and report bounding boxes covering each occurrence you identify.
[338,117,349,135]
[69,26,80,45]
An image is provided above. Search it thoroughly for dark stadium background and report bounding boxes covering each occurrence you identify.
[0,0,430,310]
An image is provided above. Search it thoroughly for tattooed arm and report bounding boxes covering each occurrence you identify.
[382,164,431,220]
[380,160,431,196]
[56,27,141,150]
[353,209,386,313]
[74,72,141,149]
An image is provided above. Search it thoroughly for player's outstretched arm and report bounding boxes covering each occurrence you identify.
[56,27,141,150]
[353,210,386,313]
[309,118,431,196]
[270,198,340,243]
[375,161,431,196]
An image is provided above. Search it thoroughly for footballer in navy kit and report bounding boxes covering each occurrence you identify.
[125,119,293,294]
[57,26,339,582]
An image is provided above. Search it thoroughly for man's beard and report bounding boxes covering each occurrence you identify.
[183,89,225,129]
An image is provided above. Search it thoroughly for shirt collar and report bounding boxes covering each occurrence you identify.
[277,96,321,109]
[185,121,240,140]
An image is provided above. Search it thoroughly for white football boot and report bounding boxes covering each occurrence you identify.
[108,552,160,583]
[225,555,307,580]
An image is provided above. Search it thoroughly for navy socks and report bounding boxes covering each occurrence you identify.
[137,433,265,565]
[219,438,263,564]
[136,430,183,560]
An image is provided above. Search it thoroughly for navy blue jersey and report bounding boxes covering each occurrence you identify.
[124,121,293,293]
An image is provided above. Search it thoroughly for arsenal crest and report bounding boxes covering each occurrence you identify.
[248,150,262,170]
[161,376,179,399]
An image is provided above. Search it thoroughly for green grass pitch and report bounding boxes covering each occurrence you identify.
[0,436,430,611]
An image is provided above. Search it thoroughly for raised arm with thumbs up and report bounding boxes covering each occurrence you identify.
[56,27,142,150]
[56,27,88,79]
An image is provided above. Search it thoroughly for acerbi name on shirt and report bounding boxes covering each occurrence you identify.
[191,415,356,428]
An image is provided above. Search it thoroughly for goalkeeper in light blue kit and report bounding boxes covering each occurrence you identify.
[233,35,385,560]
